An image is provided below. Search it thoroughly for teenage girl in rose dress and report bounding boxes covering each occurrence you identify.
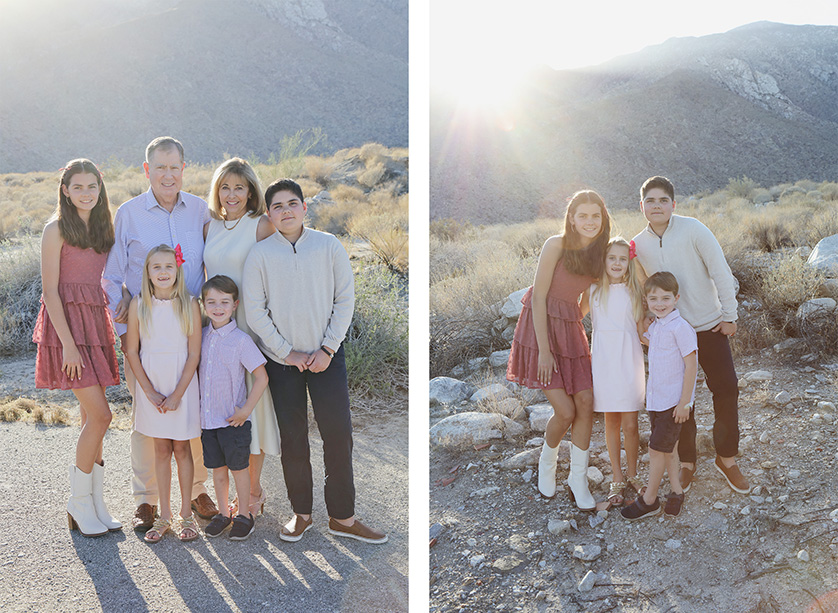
[33,159,122,537]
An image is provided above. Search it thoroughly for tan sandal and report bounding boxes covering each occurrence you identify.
[178,515,199,542]
[595,481,626,511]
[144,518,171,544]
[626,475,647,498]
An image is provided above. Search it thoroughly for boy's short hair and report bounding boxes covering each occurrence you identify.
[265,178,304,207]
[202,274,239,302]
[641,176,675,201]
[645,271,679,295]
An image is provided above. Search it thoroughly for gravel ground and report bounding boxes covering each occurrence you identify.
[0,355,408,613]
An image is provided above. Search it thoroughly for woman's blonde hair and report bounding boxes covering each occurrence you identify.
[592,237,645,322]
[207,157,266,220]
[137,244,194,337]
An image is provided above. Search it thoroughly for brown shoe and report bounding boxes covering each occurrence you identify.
[191,493,219,520]
[132,503,157,532]
[714,456,750,494]
[679,466,695,493]
[279,514,313,542]
[328,518,388,544]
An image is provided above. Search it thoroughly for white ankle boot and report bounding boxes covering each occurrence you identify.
[567,444,596,511]
[68,465,108,537]
[91,462,122,531]
[538,442,560,498]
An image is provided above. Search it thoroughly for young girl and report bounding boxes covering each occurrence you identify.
[33,159,121,537]
[125,244,202,543]
[507,190,611,511]
[589,238,646,509]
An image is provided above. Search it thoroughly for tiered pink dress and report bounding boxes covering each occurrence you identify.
[32,242,119,390]
[506,259,595,394]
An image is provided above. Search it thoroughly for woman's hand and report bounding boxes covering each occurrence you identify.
[144,388,167,412]
[537,350,556,387]
[158,392,183,413]
[62,344,84,381]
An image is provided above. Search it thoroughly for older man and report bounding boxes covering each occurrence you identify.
[103,136,218,530]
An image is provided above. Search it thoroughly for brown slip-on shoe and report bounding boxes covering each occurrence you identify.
[679,466,695,493]
[279,514,313,542]
[191,493,219,520]
[714,457,750,494]
[132,503,157,532]
[328,518,388,544]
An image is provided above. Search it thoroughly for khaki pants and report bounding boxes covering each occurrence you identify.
[123,336,208,506]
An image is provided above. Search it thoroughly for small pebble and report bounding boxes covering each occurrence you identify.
[797,550,810,562]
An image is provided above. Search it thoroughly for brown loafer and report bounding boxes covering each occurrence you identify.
[328,517,388,544]
[714,457,750,494]
[279,514,313,542]
[679,466,695,493]
[191,493,219,520]
[132,503,157,532]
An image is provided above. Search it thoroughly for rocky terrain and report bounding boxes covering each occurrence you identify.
[429,351,838,612]
[0,0,407,172]
[430,22,838,223]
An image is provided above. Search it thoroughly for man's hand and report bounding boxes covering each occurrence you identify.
[114,295,131,324]
[285,350,310,372]
[306,349,332,373]
[712,321,736,336]
[226,406,250,427]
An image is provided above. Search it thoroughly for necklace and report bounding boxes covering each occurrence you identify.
[223,214,244,231]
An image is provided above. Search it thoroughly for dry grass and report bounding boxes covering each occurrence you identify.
[0,396,71,425]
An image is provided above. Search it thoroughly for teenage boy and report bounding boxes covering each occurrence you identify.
[622,272,697,520]
[633,176,750,494]
[243,179,387,544]
[199,275,269,540]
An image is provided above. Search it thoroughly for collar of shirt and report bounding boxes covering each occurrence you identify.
[655,308,682,327]
[274,226,309,247]
[206,320,238,338]
[644,214,680,239]
[144,188,184,211]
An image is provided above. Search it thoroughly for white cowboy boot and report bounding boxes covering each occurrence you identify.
[91,461,122,531]
[537,442,560,498]
[67,465,108,537]
[567,444,596,511]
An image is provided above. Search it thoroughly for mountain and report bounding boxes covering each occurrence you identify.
[430,22,838,223]
[0,0,407,173]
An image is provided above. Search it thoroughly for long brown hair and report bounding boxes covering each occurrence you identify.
[56,159,115,253]
[561,189,611,278]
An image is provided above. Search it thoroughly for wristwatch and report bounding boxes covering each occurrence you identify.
[321,345,335,359]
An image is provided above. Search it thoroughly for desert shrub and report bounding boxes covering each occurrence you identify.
[0,397,71,425]
[0,237,41,354]
[819,182,838,201]
[358,162,386,188]
[804,207,838,247]
[481,222,550,259]
[344,265,408,401]
[304,155,336,185]
[359,143,389,164]
[726,176,757,200]
[430,218,473,242]
[746,217,793,252]
[753,254,823,337]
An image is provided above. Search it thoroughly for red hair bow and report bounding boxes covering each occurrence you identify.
[628,240,637,260]
[174,244,185,268]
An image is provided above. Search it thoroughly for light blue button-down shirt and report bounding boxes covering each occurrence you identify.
[103,188,209,336]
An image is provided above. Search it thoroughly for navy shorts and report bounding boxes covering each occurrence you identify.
[201,421,251,471]
[648,406,692,453]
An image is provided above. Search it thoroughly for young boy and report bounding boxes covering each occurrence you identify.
[243,179,387,544]
[633,176,749,495]
[199,275,269,540]
[622,272,697,520]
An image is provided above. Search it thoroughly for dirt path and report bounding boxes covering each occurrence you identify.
[0,355,408,613]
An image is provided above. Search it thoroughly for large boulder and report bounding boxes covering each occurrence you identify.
[489,349,511,368]
[526,402,554,431]
[429,377,474,406]
[429,412,525,448]
[807,235,838,276]
[471,383,514,404]
[501,288,529,319]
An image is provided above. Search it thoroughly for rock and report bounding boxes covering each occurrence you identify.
[696,431,714,454]
[788,469,801,479]
[467,357,489,372]
[509,534,529,554]
[489,349,511,368]
[665,539,681,550]
[578,570,597,592]
[429,377,474,406]
[501,288,528,319]
[526,403,554,431]
[429,523,444,540]
[807,234,838,276]
[587,466,604,485]
[797,550,810,562]
[752,485,764,496]
[750,496,765,504]
[573,544,602,561]
[469,554,486,567]
[521,468,533,482]
[501,325,516,342]
[471,383,514,404]
[818,279,838,300]
[759,431,771,443]
[548,519,572,535]
[774,391,792,405]
[818,401,836,413]
[526,437,545,447]
[588,514,604,529]
[744,370,773,382]
[500,448,541,470]
[494,397,523,418]
[491,555,524,573]
[510,404,527,422]
[714,502,728,510]
[796,297,837,319]
[741,506,751,515]
[430,412,524,448]
[470,486,501,499]
[773,338,804,353]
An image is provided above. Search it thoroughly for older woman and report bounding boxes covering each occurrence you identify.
[203,157,279,517]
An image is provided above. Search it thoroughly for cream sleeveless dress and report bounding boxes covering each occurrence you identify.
[204,214,281,455]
